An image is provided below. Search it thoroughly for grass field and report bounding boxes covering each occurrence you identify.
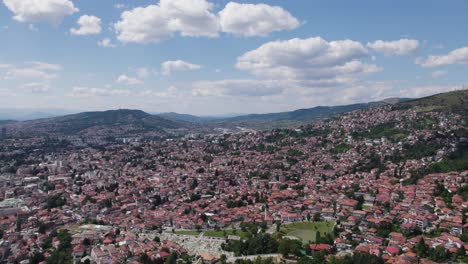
[280,221,335,244]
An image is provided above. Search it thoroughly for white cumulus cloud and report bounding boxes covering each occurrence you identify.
[3,0,78,24]
[236,37,378,79]
[189,37,385,104]
[71,87,132,97]
[0,61,62,80]
[161,60,202,75]
[70,15,102,35]
[417,46,468,67]
[114,0,218,43]
[190,79,346,98]
[192,79,284,97]
[160,0,219,37]
[114,0,301,43]
[219,2,300,36]
[140,86,179,99]
[367,39,419,56]
[116,74,143,85]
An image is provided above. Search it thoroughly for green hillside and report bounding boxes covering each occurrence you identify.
[400,89,468,115]
[0,109,184,137]
[52,109,180,132]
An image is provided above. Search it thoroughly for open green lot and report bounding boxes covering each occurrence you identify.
[280,221,335,244]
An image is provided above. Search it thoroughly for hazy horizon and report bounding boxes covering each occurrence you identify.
[0,94,420,120]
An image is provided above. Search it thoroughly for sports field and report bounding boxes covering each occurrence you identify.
[280,221,335,244]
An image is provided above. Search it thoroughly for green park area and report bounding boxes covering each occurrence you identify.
[280,221,335,244]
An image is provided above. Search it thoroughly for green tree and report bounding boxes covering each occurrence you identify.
[16,218,22,232]
[278,239,302,256]
[310,251,326,264]
[38,222,47,234]
[165,253,177,264]
[276,221,282,232]
[313,212,321,222]
[29,252,45,264]
[200,213,208,222]
[222,233,278,256]
[429,246,449,262]
[415,238,428,258]
[46,194,66,209]
[328,252,383,264]
[355,196,364,210]
[219,254,227,264]
[47,229,73,264]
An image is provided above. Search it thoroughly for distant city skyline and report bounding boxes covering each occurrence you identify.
[1,0,467,115]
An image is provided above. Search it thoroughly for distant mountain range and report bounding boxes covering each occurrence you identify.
[1,89,467,137]
[217,101,401,122]
[157,112,219,123]
[156,98,412,128]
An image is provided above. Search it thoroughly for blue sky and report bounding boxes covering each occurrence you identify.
[0,0,467,115]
